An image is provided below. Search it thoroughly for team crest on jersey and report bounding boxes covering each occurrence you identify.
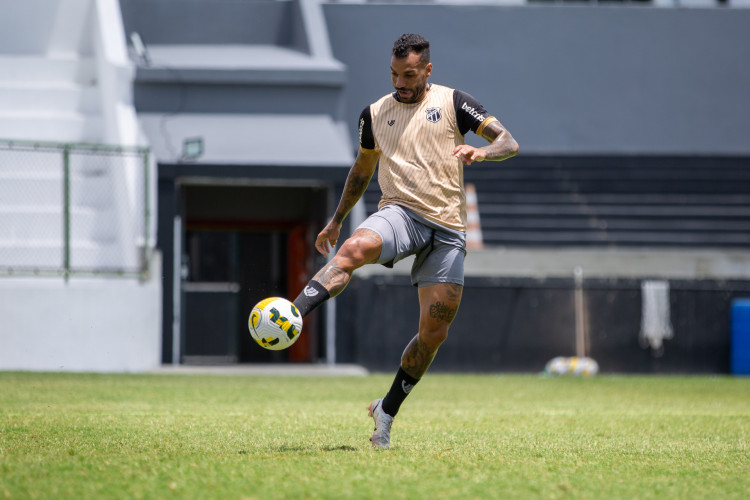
[425,107,442,123]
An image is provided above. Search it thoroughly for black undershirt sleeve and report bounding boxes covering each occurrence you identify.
[453,90,492,136]
[358,106,375,150]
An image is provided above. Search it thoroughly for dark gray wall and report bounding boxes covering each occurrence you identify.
[337,275,750,374]
[120,0,308,50]
[324,5,750,155]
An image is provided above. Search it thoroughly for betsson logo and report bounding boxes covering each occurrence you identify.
[461,102,485,122]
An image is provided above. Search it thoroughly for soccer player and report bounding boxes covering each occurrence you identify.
[292,33,519,448]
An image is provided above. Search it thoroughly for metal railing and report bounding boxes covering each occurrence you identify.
[0,139,152,279]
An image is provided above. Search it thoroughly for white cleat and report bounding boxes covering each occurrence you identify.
[368,398,394,449]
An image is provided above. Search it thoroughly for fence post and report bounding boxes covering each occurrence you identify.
[1,139,151,278]
[63,144,71,281]
[142,149,151,279]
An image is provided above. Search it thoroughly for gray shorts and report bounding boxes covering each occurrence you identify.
[357,204,466,287]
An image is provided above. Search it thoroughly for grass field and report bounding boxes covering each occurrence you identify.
[1,372,748,499]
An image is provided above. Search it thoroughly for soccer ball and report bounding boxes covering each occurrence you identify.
[248,297,303,350]
[544,356,599,377]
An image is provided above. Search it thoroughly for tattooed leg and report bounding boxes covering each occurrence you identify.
[313,228,382,298]
[400,334,437,379]
[312,258,351,298]
[400,282,463,379]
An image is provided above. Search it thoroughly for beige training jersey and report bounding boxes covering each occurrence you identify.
[359,83,497,232]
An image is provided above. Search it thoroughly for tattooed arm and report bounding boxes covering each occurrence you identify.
[333,149,380,224]
[314,148,380,257]
[478,120,520,161]
[452,120,519,165]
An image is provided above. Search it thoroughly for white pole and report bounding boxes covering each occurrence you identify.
[172,216,182,365]
[324,187,343,366]
[574,265,585,358]
[326,298,336,365]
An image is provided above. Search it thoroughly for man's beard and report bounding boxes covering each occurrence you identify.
[396,82,428,103]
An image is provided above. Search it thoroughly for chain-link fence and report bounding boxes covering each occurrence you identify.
[0,139,152,278]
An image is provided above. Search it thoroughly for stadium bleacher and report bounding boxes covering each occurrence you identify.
[367,156,750,248]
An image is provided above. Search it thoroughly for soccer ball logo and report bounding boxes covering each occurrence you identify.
[248,297,303,351]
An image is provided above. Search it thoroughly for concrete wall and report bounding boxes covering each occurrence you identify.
[324,5,750,155]
[0,255,162,372]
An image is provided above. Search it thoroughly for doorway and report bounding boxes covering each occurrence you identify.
[177,180,329,364]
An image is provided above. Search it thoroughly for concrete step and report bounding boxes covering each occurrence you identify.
[0,241,124,270]
[479,203,750,218]
[0,55,102,143]
[0,149,63,174]
[0,111,104,142]
[134,45,347,115]
[482,230,750,247]
[0,206,117,242]
[0,82,99,114]
[481,217,750,232]
[0,174,62,204]
[0,172,112,207]
[136,45,346,86]
[0,55,96,86]
[0,149,110,175]
[477,192,750,206]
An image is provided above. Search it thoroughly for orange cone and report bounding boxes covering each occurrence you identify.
[465,183,483,250]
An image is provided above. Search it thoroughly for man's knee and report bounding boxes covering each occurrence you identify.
[338,229,382,267]
[418,326,449,352]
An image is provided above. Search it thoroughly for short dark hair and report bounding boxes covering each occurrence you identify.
[392,33,430,64]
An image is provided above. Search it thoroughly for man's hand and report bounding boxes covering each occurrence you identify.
[315,220,341,258]
[452,144,487,165]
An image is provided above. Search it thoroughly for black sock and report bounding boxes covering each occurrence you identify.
[381,367,420,418]
[292,280,330,318]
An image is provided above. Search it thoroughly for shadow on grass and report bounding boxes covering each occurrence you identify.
[276,444,358,453]
[239,444,358,455]
[324,445,358,452]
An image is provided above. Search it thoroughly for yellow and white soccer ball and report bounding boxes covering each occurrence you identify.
[248,297,303,350]
[544,356,599,377]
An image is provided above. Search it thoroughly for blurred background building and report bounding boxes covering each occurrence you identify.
[1,0,749,374]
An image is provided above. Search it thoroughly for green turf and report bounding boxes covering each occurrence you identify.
[0,372,748,499]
